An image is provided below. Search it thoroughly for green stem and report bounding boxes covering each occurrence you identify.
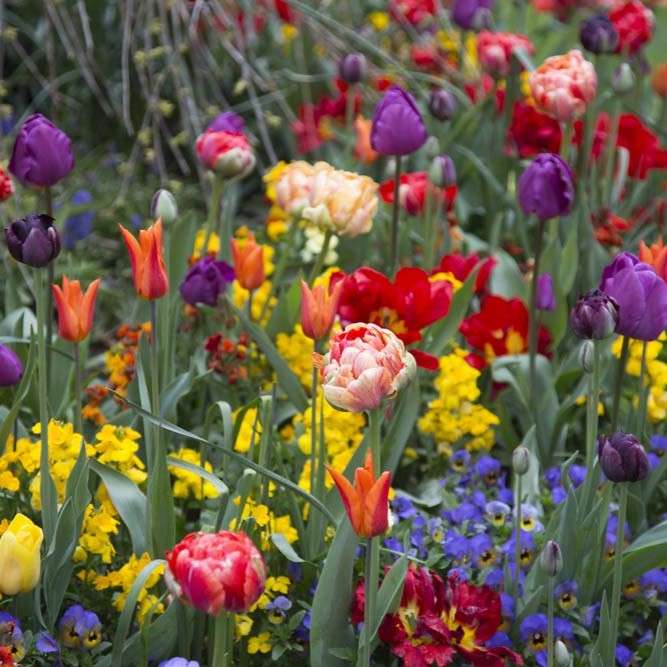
[529,219,546,416]
[636,340,649,437]
[309,365,318,498]
[609,483,628,648]
[602,103,621,208]
[362,537,380,667]
[514,474,523,606]
[308,229,333,284]
[585,342,602,471]
[367,408,382,475]
[547,575,555,667]
[611,336,630,433]
[317,371,326,500]
[560,123,573,160]
[211,611,232,667]
[345,83,356,154]
[44,187,54,385]
[390,156,403,275]
[203,178,226,259]
[73,342,82,435]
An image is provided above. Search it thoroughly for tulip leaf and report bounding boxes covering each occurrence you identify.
[166,456,229,495]
[369,552,408,642]
[204,400,234,451]
[645,619,665,667]
[160,368,195,420]
[266,277,302,338]
[271,532,306,563]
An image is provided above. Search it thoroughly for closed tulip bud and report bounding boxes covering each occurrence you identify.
[539,540,563,577]
[180,256,234,307]
[0,344,23,387]
[5,213,60,268]
[598,432,649,483]
[52,276,101,343]
[300,280,343,341]
[428,88,457,122]
[555,640,570,666]
[338,53,367,84]
[150,189,178,225]
[579,340,594,373]
[119,219,169,300]
[612,63,635,95]
[451,0,494,30]
[429,155,456,188]
[580,14,619,54]
[231,232,265,291]
[512,446,530,475]
[0,513,43,595]
[570,289,619,340]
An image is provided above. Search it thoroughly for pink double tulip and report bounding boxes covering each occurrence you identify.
[195,131,255,179]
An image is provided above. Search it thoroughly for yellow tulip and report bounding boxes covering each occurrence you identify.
[0,513,43,595]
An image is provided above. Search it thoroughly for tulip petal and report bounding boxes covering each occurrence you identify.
[327,465,363,535]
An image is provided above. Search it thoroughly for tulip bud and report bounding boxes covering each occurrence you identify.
[0,513,43,595]
[472,8,493,30]
[579,340,594,373]
[539,540,563,577]
[4,214,60,268]
[512,446,530,476]
[195,131,255,179]
[428,88,457,122]
[598,432,649,483]
[536,273,556,312]
[612,63,635,95]
[423,136,441,159]
[555,640,570,667]
[0,344,23,387]
[579,14,619,54]
[180,256,234,307]
[338,53,367,84]
[150,189,178,225]
[518,154,574,221]
[429,155,457,189]
[570,289,619,340]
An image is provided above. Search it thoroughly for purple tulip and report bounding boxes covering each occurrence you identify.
[580,14,618,55]
[451,0,494,30]
[0,344,23,387]
[599,252,667,341]
[518,153,575,221]
[179,256,234,306]
[428,88,457,122]
[9,114,74,188]
[598,432,649,483]
[206,111,245,134]
[370,86,428,156]
[536,273,556,311]
[570,288,619,340]
[4,213,60,268]
[338,53,367,84]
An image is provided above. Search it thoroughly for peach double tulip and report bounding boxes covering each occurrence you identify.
[119,219,169,300]
[52,276,100,343]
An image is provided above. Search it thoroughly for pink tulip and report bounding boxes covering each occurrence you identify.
[165,530,266,615]
[318,322,416,413]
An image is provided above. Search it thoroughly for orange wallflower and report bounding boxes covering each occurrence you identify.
[119,219,169,300]
[52,276,101,343]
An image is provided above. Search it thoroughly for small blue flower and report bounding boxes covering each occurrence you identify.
[62,190,94,249]
[450,450,471,472]
[267,595,293,624]
[392,494,417,519]
[516,504,543,532]
[59,604,102,650]
[159,659,200,667]
[383,537,405,554]
[615,643,634,666]
[554,580,578,610]
[584,602,601,627]
[35,632,59,654]
[445,501,482,525]
[503,530,535,568]
[469,533,496,567]
[640,568,667,594]
[568,464,587,487]
[475,455,502,483]
[487,631,513,648]
[551,485,567,505]
[443,529,470,561]
[485,500,511,527]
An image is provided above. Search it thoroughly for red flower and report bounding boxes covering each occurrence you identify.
[0,166,13,202]
[592,209,633,247]
[389,0,436,26]
[573,112,609,161]
[380,172,457,216]
[460,295,551,368]
[508,102,561,158]
[609,0,654,55]
[477,31,533,77]
[432,253,496,293]
[411,44,441,72]
[616,113,667,179]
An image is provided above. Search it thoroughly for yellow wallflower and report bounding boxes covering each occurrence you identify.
[367,11,389,31]
[231,498,298,550]
[232,280,276,324]
[94,424,147,485]
[276,325,315,389]
[247,632,272,654]
[192,229,220,260]
[233,407,262,453]
[75,502,119,564]
[168,447,219,500]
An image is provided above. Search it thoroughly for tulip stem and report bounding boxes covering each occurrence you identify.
[609,482,628,652]
[212,611,233,667]
[44,187,54,385]
[528,219,546,420]
[258,221,298,323]
[547,574,555,667]
[610,335,630,433]
[636,340,649,438]
[73,342,82,436]
[514,474,522,607]
[308,229,333,285]
[362,537,380,667]
[204,178,225,260]
[390,156,403,274]
[585,341,602,471]
[309,365,318,500]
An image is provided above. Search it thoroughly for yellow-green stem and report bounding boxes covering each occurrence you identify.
[73,342,82,436]
[390,156,403,274]
[609,483,628,650]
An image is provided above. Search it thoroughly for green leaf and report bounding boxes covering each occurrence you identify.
[266,277,302,338]
[90,460,148,556]
[166,456,229,495]
[271,532,306,563]
[559,221,579,295]
[160,368,195,420]
[645,619,665,667]
[204,400,234,450]
[370,553,408,641]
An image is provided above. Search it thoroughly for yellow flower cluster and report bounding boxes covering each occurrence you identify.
[232,280,276,324]
[234,407,262,453]
[75,500,119,564]
[276,324,315,389]
[230,498,298,551]
[168,447,220,500]
[93,424,147,484]
[418,349,499,454]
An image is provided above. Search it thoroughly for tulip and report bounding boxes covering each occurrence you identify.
[609,0,654,55]
[327,451,391,538]
[651,64,667,98]
[119,219,169,300]
[539,540,563,577]
[354,117,378,165]
[0,166,13,202]
[477,31,534,78]
[518,153,574,221]
[451,0,494,30]
[150,189,178,225]
[536,273,556,311]
[428,88,457,122]
[612,63,635,95]
[0,344,23,387]
[512,446,530,475]
[338,53,367,84]
[370,86,427,156]
[300,280,342,341]
[52,276,100,343]
[195,131,255,179]
[159,660,200,667]
[429,155,456,188]
[230,232,265,291]
[165,530,267,615]
[598,432,649,483]
[0,513,43,595]
[180,256,234,307]
[599,252,667,341]
[639,238,667,279]
[579,14,619,54]
[570,288,619,340]
[206,111,245,134]
[319,322,416,412]
[9,113,74,188]
[4,213,60,268]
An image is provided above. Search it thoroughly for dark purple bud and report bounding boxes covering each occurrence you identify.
[536,273,556,311]
[9,113,74,188]
[451,0,494,30]
[570,288,619,340]
[429,154,457,187]
[206,111,245,134]
[0,344,23,387]
[539,540,563,577]
[428,88,458,122]
[517,153,575,221]
[370,86,428,156]
[4,214,60,268]
[179,256,234,306]
[338,53,367,84]
[598,432,649,483]
[579,14,619,54]
[599,252,667,341]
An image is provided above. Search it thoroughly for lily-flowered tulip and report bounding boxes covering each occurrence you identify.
[0,513,43,595]
[52,276,101,343]
[638,238,667,280]
[165,530,266,615]
[300,280,343,341]
[319,322,416,412]
[231,232,265,291]
[327,451,391,538]
[119,219,169,300]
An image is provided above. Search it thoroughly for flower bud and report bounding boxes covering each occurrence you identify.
[598,432,649,483]
[579,340,594,373]
[570,289,619,340]
[555,639,570,666]
[512,446,530,476]
[472,7,493,30]
[612,63,635,95]
[539,540,563,577]
[518,153,574,221]
[536,273,556,311]
[338,53,367,84]
[580,14,619,54]
[0,344,23,387]
[150,189,178,225]
[423,136,441,159]
[4,213,60,268]
[428,88,457,122]
[429,155,457,188]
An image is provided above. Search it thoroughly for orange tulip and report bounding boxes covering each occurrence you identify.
[231,232,265,291]
[300,279,342,341]
[354,116,378,165]
[327,451,391,538]
[52,276,101,343]
[639,238,667,280]
[119,219,169,300]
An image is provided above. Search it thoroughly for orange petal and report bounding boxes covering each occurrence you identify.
[52,283,80,342]
[119,224,143,291]
[80,279,101,338]
[327,465,363,536]
[363,471,391,538]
